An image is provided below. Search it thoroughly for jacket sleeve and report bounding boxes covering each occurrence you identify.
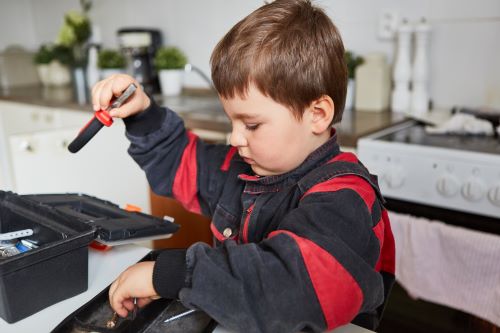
[152,176,388,333]
[124,100,239,217]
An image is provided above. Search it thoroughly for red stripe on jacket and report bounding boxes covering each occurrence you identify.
[220,147,237,171]
[172,131,201,214]
[242,203,255,243]
[210,223,226,242]
[301,175,377,212]
[374,210,396,274]
[329,152,359,164]
[268,230,363,330]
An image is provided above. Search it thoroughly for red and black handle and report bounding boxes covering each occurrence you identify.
[68,83,137,153]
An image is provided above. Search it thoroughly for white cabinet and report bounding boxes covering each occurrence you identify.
[0,101,150,213]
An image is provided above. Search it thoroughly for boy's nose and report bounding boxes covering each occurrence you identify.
[229,128,247,147]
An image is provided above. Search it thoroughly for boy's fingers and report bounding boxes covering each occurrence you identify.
[110,75,137,96]
[108,280,118,301]
[98,80,115,110]
[109,288,129,318]
[137,297,154,308]
[108,100,141,118]
[122,298,135,312]
[91,80,107,111]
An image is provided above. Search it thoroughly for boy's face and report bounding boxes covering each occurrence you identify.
[221,84,321,176]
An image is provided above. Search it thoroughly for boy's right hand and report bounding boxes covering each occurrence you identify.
[91,74,151,118]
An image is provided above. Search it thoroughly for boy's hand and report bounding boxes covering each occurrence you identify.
[91,74,151,118]
[108,261,160,317]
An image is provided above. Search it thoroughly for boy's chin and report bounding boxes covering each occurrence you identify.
[250,165,282,177]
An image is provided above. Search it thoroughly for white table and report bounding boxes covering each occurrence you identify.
[0,244,372,333]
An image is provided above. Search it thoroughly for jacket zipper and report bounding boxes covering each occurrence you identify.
[242,204,255,243]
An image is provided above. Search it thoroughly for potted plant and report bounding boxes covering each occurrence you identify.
[55,1,92,102]
[47,44,73,86]
[154,46,188,96]
[33,44,54,86]
[98,49,126,78]
[344,50,364,111]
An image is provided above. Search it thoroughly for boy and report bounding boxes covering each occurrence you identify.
[96,1,395,332]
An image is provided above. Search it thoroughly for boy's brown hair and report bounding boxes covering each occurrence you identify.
[211,0,347,124]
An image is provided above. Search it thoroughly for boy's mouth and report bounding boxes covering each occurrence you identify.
[242,156,255,164]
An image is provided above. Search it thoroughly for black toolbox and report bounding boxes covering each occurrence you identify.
[52,252,217,333]
[0,191,179,323]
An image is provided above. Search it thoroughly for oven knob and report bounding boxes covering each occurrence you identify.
[383,168,405,189]
[436,175,460,197]
[488,184,500,207]
[461,178,485,202]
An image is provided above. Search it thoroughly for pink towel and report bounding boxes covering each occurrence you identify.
[389,211,500,327]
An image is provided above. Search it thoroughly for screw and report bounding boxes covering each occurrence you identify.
[106,312,118,329]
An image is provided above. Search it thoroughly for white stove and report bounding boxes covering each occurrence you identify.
[357,120,500,220]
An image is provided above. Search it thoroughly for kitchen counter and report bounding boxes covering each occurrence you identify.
[0,244,373,333]
[0,85,407,147]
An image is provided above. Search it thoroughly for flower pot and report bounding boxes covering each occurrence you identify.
[158,69,184,96]
[48,61,71,86]
[100,68,124,79]
[36,64,51,86]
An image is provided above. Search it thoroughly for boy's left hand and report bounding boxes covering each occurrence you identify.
[108,261,160,317]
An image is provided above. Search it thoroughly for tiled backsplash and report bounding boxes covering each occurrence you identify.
[0,0,499,109]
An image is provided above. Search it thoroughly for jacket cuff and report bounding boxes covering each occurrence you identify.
[124,97,165,136]
[152,249,188,299]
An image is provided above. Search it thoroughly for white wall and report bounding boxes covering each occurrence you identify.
[0,0,37,50]
[0,0,499,109]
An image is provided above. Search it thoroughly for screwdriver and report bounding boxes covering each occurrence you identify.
[68,83,137,153]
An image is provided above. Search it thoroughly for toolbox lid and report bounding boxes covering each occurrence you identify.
[22,193,180,245]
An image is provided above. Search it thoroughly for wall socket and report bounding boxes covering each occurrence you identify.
[378,10,400,40]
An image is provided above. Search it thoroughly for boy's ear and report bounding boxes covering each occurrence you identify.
[308,95,335,134]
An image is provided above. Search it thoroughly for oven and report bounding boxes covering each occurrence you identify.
[357,119,500,333]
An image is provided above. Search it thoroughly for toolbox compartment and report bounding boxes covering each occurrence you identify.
[0,191,179,323]
[52,252,216,333]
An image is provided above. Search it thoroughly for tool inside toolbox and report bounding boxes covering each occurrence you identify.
[52,252,216,333]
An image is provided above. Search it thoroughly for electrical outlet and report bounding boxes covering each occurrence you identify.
[378,10,399,40]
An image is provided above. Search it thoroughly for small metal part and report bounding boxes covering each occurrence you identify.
[132,297,138,320]
[106,312,118,329]
[0,229,34,241]
[0,245,21,257]
[163,309,197,323]
[107,84,137,110]
[20,239,39,249]
[0,240,16,250]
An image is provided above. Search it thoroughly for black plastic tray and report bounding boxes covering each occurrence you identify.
[52,252,217,333]
[22,193,180,245]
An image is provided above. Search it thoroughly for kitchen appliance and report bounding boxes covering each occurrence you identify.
[358,119,500,223]
[357,119,500,332]
[117,28,162,95]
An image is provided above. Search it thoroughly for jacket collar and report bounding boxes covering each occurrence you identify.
[238,128,340,192]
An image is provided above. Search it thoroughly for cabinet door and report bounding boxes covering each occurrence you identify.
[9,122,150,213]
[150,191,212,249]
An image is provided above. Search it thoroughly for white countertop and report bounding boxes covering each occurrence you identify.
[0,244,372,333]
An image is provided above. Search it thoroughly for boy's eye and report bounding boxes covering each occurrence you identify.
[245,123,260,131]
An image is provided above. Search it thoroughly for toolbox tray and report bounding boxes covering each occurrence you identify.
[0,191,179,323]
[52,252,217,333]
[22,193,180,245]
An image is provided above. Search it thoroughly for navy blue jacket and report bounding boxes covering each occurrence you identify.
[124,100,395,333]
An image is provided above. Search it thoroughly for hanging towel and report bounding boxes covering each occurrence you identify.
[389,211,500,327]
